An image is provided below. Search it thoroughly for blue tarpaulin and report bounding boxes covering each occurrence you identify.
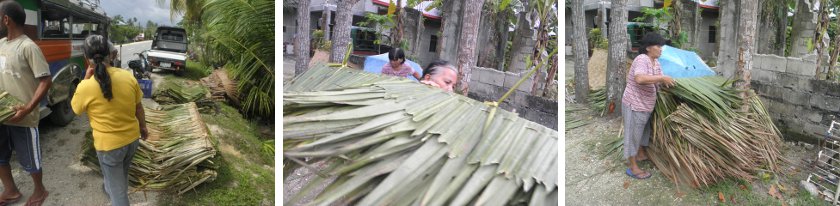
[363,53,423,81]
[659,45,716,78]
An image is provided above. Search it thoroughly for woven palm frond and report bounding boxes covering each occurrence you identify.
[81,102,217,194]
[284,64,558,206]
[153,79,210,104]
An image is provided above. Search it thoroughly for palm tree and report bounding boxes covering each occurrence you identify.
[606,0,628,115]
[572,0,589,103]
[736,0,758,111]
[296,0,312,77]
[157,0,205,23]
[527,0,557,96]
[329,0,361,63]
[815,0,830,79]
[202,0,275,117]
[455,0,488,94]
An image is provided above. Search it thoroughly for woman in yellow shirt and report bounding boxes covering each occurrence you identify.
[70,35,147,206]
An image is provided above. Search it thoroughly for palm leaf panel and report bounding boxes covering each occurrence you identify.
[284,64,558,205]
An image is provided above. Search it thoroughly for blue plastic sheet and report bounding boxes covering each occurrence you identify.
[658,45,716,78]
[363,53,423,81]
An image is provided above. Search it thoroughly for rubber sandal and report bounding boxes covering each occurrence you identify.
[626,168,652,179]
[25,191,48,206]
[0,194,21,206]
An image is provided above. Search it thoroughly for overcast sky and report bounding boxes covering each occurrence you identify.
[100,0,183,26]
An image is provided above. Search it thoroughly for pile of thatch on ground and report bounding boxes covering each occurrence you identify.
[0,91,21,122]
[284,64,558,206]
[588,88,606,114]
[200,69,240,105]
[565,106,589,131]
[648,76,783,188]
[81,102,217,194]
[153,78,210,104]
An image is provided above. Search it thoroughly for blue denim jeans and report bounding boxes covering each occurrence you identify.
[96,139,139,206]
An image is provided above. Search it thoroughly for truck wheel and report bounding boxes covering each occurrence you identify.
[175,68,185,76]
[49,84,76,126]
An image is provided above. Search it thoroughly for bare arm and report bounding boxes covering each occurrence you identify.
[10,77,51,122]
[635,74,675,87]
[136,103,148,140]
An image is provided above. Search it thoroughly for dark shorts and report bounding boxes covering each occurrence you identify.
[0,125,42,173]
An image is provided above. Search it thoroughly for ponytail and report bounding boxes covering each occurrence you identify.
[93,52,112,100]
[83,35,113,101]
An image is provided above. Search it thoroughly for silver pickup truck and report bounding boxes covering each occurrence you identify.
[147,26,188,75]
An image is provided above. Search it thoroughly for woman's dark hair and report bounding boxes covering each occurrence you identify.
[388,48,405,63]
[83,35,113,101]
[638,32,667,55]
[423,60,449,77]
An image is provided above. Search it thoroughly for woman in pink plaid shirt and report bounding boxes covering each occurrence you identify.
[622,33,676,180]
[381,48,422,80]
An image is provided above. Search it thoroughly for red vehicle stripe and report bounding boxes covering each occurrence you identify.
[35,40,71,62]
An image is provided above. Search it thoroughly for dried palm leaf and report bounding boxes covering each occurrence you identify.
[81,103,217,194]
[648,76,783,188]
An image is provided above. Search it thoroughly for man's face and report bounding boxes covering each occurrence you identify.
[0,15,9,37]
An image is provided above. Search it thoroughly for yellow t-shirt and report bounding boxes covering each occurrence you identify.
[71,67,142,151]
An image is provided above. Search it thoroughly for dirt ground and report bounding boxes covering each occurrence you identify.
[7,112,159,206]
[564,104,824,205]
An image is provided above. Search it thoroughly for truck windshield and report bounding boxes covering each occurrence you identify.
[154,28,188,52]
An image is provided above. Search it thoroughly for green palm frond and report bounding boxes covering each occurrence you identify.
[201,0,275,117]
[284,64,558,205]
[0,91,21,122]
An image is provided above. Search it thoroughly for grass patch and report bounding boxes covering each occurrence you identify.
[158,102,274,205]
[183,60,212,80]
[202,103,273,164]
[159,155,274,206]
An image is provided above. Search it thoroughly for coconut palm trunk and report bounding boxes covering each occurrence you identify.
[606,0,628,115]
[572,0,589,103]
[814,0,829,79]
[329,0,360,63]
[323,0,332,42]
[736,0,758,111]
[295,0,312,76]
[455,0,487,94]
[776,1,788,56]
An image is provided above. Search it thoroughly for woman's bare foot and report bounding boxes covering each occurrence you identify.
[636,153,649,161]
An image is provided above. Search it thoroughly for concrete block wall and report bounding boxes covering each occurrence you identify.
[467,67,558,130]
[751,53,840,142]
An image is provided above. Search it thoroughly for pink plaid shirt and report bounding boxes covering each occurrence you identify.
[382,63,416,78]
[622,54,662,112]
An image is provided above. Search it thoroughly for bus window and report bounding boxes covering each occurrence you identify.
[72,16,99,39]
[41,10,70,38]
